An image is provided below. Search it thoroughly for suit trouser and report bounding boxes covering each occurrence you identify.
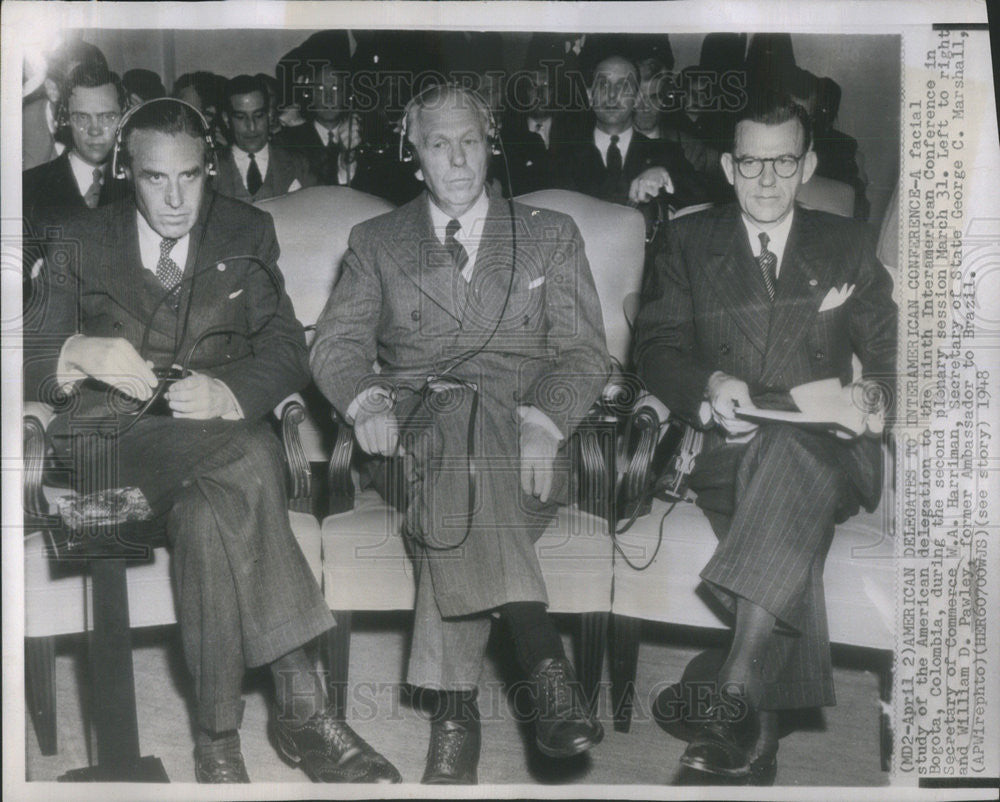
[53,416,334,732]
[367,387,558,691]
[689,424,868,710]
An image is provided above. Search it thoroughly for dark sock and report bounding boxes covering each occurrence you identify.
[502,601,566,675]
[270,647,326,727]
[417,688,480,725]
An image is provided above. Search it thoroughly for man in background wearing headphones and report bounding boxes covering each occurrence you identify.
[311,84,610,784]
[23,99,401,785]
[22,62,129,226]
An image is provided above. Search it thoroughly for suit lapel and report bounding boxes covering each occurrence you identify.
[705,206,770,355]
[761,208,833,383]
[110,199,176,343]
[387,195,464,323]
[54,153,87,209]
[462,196,515,329]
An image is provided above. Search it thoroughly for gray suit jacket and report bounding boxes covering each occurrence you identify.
[310,189,611,616]
[212,143,316,203]
[311,190,611,439]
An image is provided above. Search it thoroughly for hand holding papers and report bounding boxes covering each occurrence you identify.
[735,378,885,439]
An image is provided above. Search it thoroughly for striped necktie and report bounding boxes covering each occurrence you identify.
[445,218,469,274]
[757,232,777,301]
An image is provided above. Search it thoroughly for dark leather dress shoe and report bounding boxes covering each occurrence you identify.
[271,705,402,783]
[422,717,481,784]
[194,741,250,783]
[530,657,604,758]
[680,691,759,779]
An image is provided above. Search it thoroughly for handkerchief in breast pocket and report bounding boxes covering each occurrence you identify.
[818,283,855,312]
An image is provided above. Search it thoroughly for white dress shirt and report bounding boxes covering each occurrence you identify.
[593,126,633,168]
[68,151,104,199]
[527,116,553,150]
[231,143,270,189]
[426,190,490,283]
[740,208,795,278]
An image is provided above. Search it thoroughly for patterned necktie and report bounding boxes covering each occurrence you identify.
[445,218,469,274]
[246,152,263,195]
[83,167,103,209]
[157,237,183,298]
[606,134,623,184]
[758,232,777,301]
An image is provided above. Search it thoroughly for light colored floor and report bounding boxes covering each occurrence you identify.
[24,616,889,788]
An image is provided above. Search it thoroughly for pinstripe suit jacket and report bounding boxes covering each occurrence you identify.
[633,202,897,508]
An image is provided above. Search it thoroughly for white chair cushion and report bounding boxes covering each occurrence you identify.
[321,489,614,614]
[610,497,894,650]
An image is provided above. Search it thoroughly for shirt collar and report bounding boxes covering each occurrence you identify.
[740,207,795,276]
[67,151,104,196]
[427,189,490,246]
[314,120,336,146]
[136,209,191,275]
[593,125,633,164]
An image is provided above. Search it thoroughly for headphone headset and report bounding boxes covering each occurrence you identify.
[110,97,218,180]
[398,82,501,166]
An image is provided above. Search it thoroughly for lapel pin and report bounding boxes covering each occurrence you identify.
[809,278,817,286]
[217,262,226,272]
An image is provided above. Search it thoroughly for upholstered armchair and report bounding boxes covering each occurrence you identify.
[282,189,650,716]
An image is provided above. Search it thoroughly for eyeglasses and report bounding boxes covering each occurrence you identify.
[69,111,121,131]
[732,153,805,179]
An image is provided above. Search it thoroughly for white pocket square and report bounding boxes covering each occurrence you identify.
[228,289,244,299]
[818,283,855,312]
[528,276,545,289]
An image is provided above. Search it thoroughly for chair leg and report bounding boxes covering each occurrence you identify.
[325,611,352,720]
[878,653,893,772]
[573,612,608,715]
[26,636,57,756]
[610,614,642,733]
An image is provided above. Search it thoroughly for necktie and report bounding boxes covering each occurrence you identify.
[758,232,777,301]
[157,237,183,301]
[325,128,340,185]
[606,134,623,184]
[445,218,469,274]
[246,152,263,195]
[83,167,103,209]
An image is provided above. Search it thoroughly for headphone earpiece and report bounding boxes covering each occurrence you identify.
[397,83,501,167]
[111,97,218,180]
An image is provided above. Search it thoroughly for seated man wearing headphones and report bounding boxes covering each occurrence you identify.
[23,98,401,785]
[311,84,610,784]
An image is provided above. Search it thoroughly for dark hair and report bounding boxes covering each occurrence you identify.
[122,68,166,102]
[733,94,813,152]
[119,98,211,169]
[172,71,221,111]
[47,39,107,83]
[223,74,270,113]
[63,63,127,114]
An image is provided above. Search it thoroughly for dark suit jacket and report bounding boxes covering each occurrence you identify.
[633,203,897,508]
[24,191,309,424]
[23,150,127,225]
[273,122,420,205]
[212,143,316,203]
[551,129,708,209]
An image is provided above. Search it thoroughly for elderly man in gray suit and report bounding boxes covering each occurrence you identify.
[311,84,610,784]
[634,96,896,783]
[212,74,315,202]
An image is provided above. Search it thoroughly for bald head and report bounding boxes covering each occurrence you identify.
[589,56,639,134]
